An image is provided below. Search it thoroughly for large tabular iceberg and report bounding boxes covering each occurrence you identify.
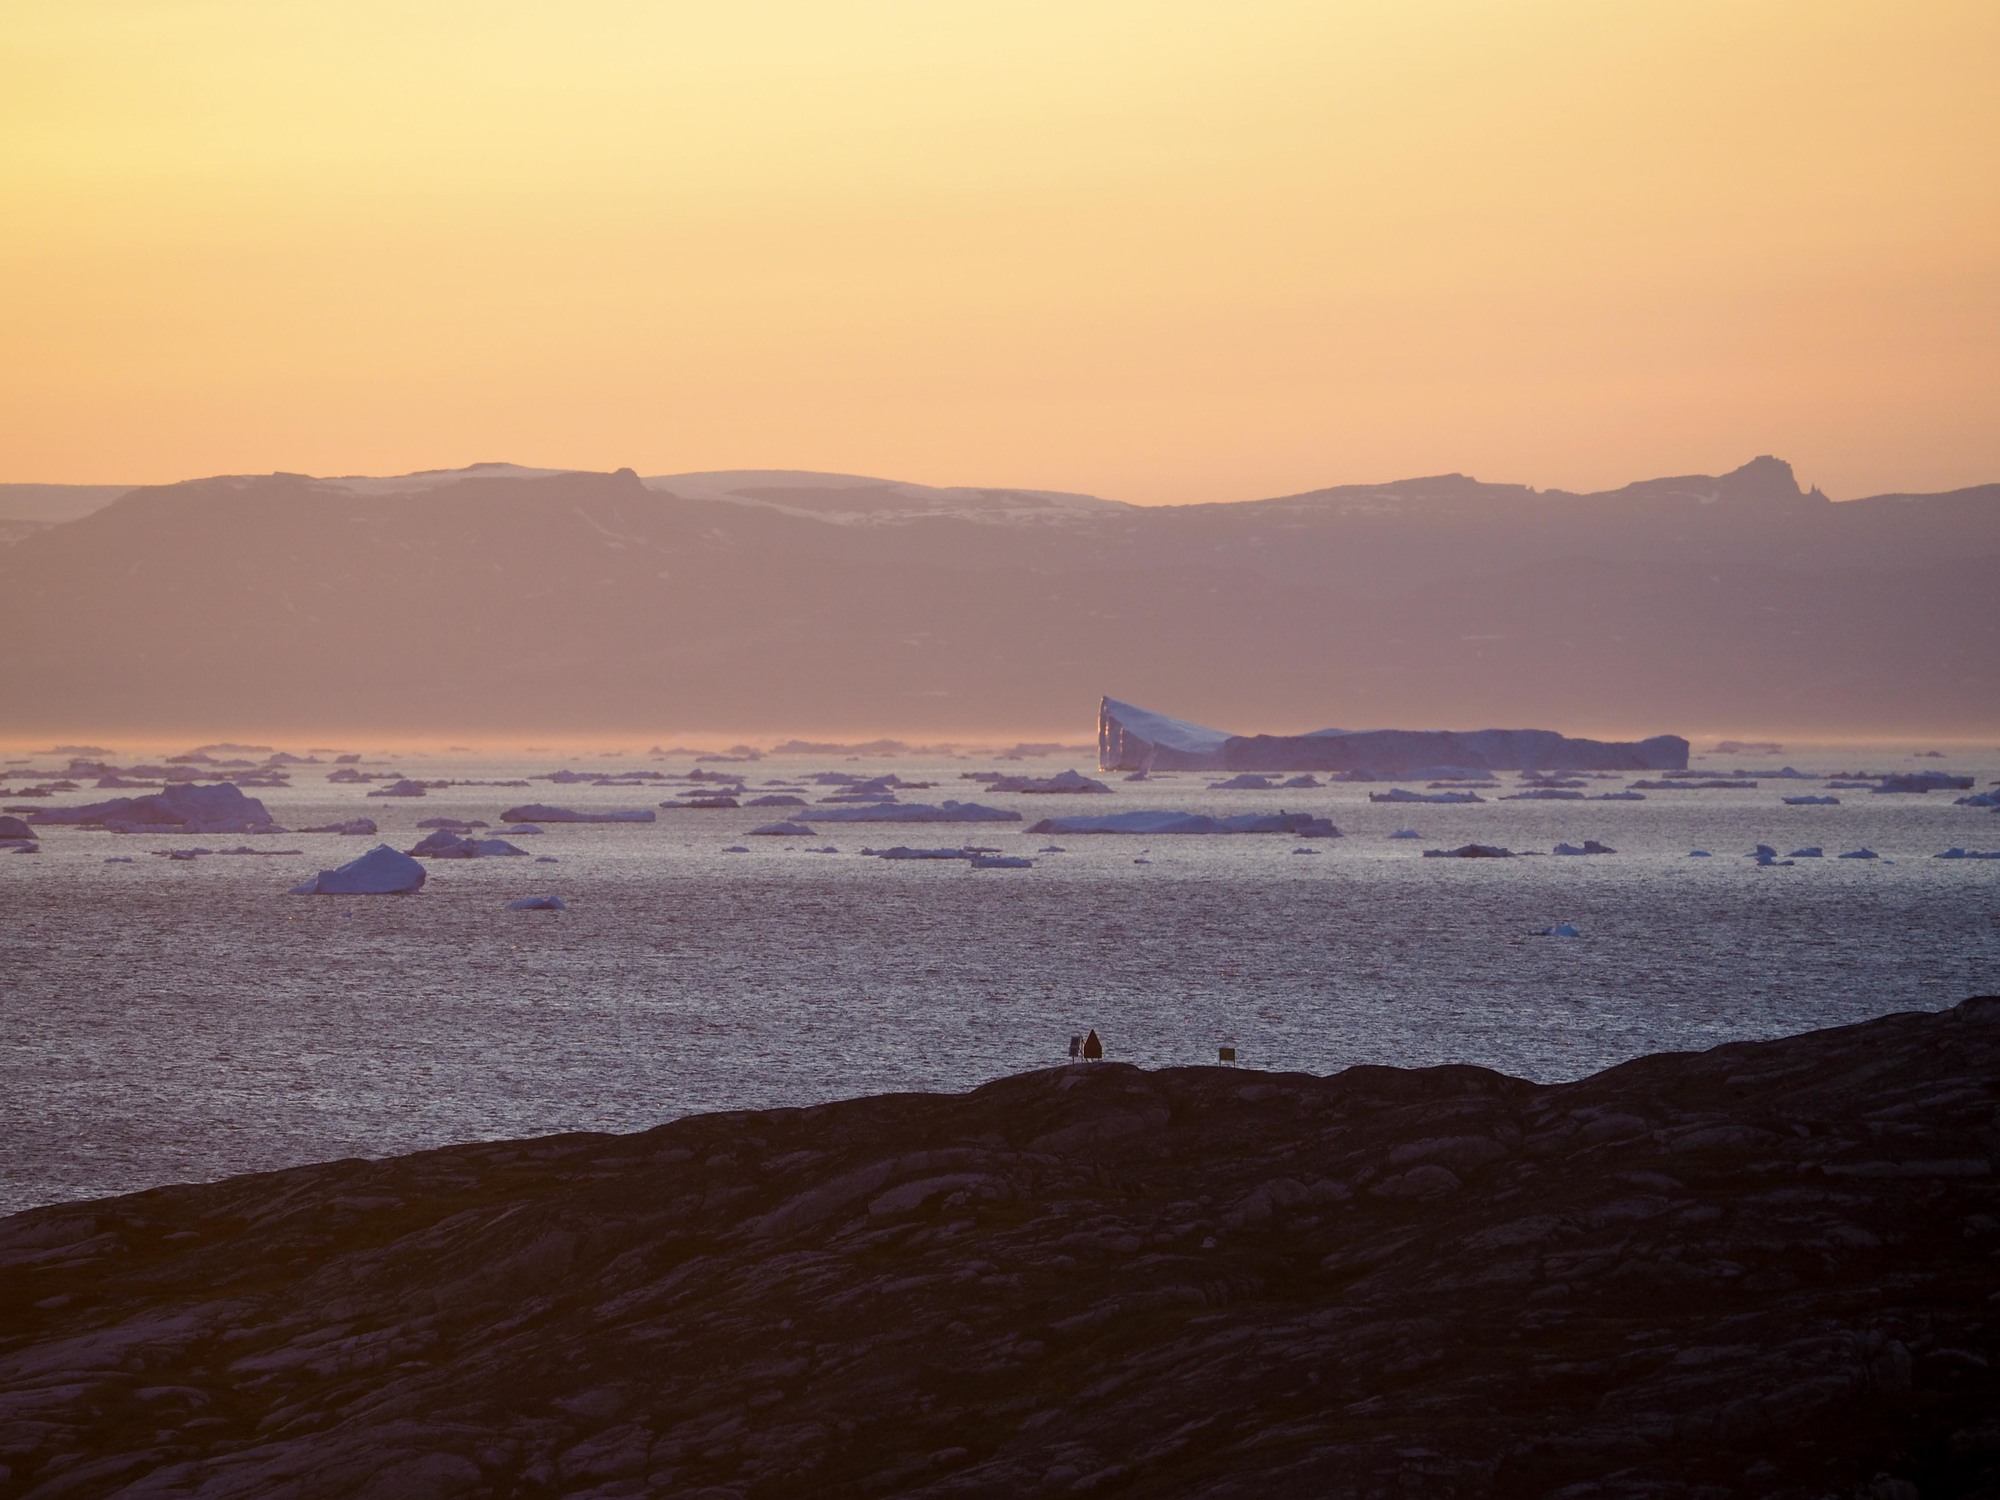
[1097,696,1687,775]
[289,844,426,895]
[1028,809,1339,837]
[30,782,280,835]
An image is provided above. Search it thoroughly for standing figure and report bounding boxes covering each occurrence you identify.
[1082,1029,1103,1061]
[1068,1034,1082,1060]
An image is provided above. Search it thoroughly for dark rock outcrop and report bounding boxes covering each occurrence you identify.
[2,1000,1998,1498]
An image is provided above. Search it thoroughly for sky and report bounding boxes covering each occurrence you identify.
[3,1,1997,503]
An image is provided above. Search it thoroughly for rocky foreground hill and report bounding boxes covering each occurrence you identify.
[3,1001,1998,1500]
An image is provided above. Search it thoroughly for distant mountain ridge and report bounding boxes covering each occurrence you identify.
[1,458,1994,737]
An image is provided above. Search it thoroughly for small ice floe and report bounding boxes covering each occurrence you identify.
[1788,847,1824,859]
[289,844,426,895]
[299,817,379,835]
[1387,829,1422,840]
[808,800,1021,824]
[1837,848,1881,860]
[969,854,1033,869]
[505,894,565,912]
[1029,810,1338,836]
[1953,790,2000,808]
[1423,844,1516,859]
[500,805,655,824]
[1552,840,1615,856]
[367,779,429,798]
[1371,788,1484,804]
[1536,922,1581,938]
[407,830,528,859]
[1209,773,1281,791]
[1688,850,1713,858]
[749,821,816,836]
[805,846,840,855]
[535,855,561,863]
[1751,845,1794,867]
[985,769,1111,794]
[104,855,135,863]
[721,846,749,854]
[867,846,972,860]
[1783,795,1840,806]
[416,817,483,830]
[1936,848,2000,859]
[746,794,809,807]
[1037,845,1067,853]
[499,823,544,835]
[1133,857,1152,865]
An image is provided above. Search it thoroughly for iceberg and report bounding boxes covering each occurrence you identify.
[1552,841,1615,855]
[499,805,656,823]
[0,815,34,840]
[1503,789,1586,801]
[1098,697,1236,771]
[1422,844,1516,858]
[1787,847,1824,858]
[1387,829,1421,840]
[367,779,429,798]
[749,821,816,836]
[1099,696,1689,774]
[30,782,280,835]
[299,817,378,836]
[801,801,1021,824]
[746,794,809,807]
[407,831,528,859]
[983,769,1110,795]
[1872,772,1973,794]
[1837,848,1881,860]
[505,894,566,911]
[1028,809,1337,837]
[1369,788,1484,805]
[1954,790,2000,808]
[289,844,426,895]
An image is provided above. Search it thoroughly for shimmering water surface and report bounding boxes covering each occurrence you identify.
[4,743,1997,1216]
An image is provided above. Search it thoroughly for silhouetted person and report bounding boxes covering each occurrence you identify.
[1082,1029,1103,1061]
[1068,1034,1082,1060]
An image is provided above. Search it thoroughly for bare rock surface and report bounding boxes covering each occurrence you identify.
[2,1000,1998,1498]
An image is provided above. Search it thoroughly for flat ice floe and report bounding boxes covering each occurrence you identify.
[288,844,426,895]
[803,801,1021,824]
[407,831,529,859]
[498,805,656,824]
[1369,789,1484,805]
[1027,810,1338,837]
[505,894,566,911]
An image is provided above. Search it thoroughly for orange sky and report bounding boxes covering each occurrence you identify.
[4,1,1996,502]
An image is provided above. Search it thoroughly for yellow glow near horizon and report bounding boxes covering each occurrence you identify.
[3,1,1996,500]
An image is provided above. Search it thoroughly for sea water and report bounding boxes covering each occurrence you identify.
[3,742,1997,1216]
